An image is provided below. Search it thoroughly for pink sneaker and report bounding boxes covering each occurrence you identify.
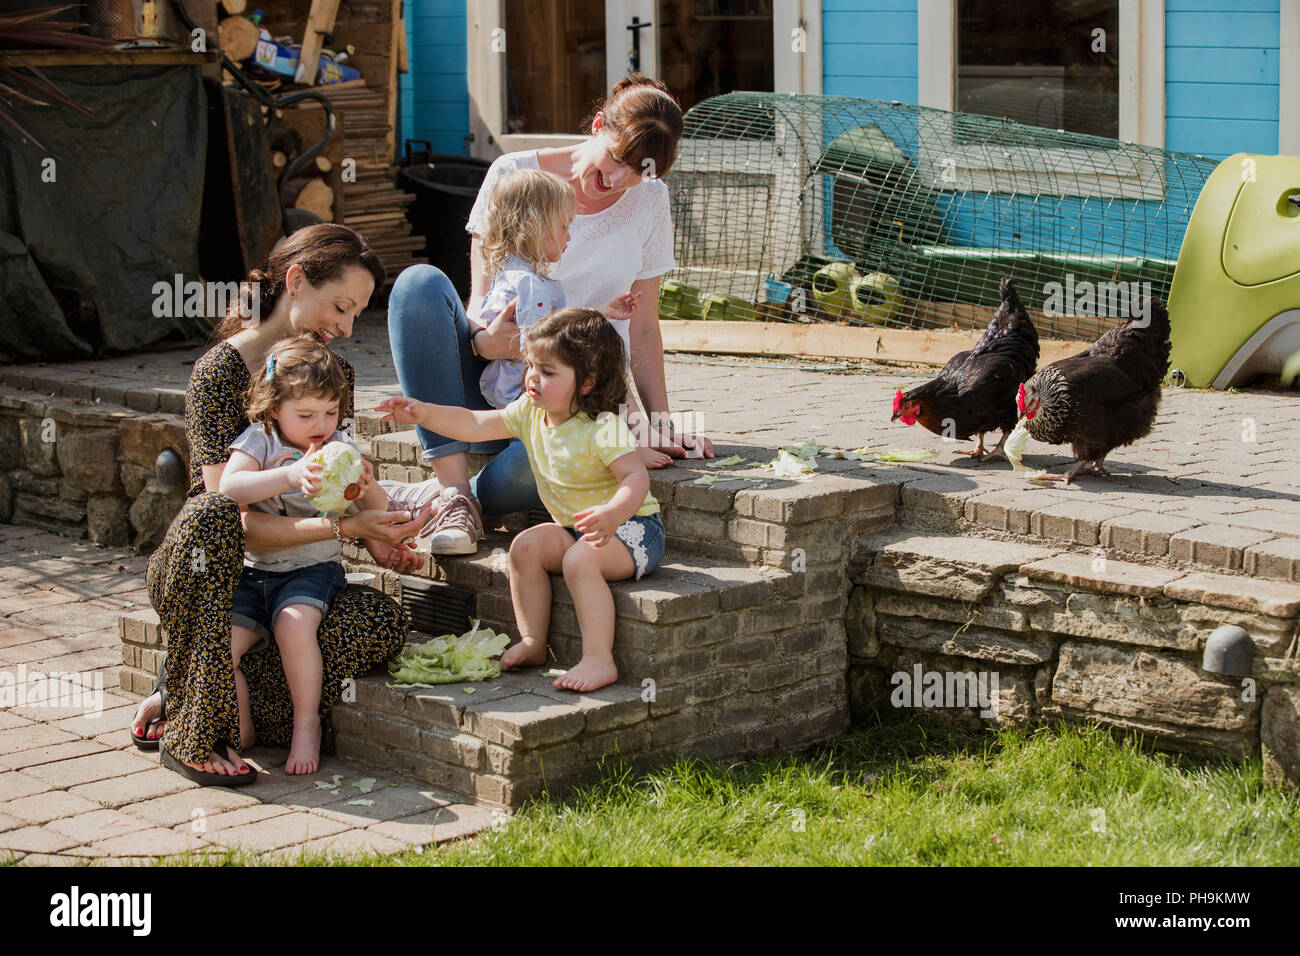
[417,486,484,555]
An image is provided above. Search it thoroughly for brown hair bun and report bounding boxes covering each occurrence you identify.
[586,72,684,179]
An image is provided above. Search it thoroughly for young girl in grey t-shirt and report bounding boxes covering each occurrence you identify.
[219,335,388,775]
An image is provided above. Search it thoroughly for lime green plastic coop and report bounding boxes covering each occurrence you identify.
[1169,153,1300,388]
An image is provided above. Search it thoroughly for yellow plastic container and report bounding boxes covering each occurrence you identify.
[1169,152,1300,388]
[700,293,756,322]
[812,261,858,319]
[849,272,903,324]
[658,280,704,321]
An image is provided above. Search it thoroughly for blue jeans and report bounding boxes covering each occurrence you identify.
[387,264,542,517]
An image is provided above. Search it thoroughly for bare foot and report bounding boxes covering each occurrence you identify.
[500,636,547,671]
[637,446,674,470]
[130,691,165,742]
[184,748,248,776]
[553,655,618,693]
[285,719,321,775]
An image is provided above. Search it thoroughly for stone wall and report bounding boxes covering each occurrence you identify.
[846,534,1300,784]
[0,387,188,552]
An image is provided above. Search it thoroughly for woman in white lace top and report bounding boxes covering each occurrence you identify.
[385,73,715,555]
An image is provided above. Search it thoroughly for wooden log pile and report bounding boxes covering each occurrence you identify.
[303,81,426,283]
[234,0,424,285]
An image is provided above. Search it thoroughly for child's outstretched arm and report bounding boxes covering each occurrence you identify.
[600,290,642,322]
[573,452,650,547]
[219,445,321,505]
[376,397,512,444]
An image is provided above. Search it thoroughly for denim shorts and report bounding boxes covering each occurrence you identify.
[231,561,347,650]
[566,512,665,580]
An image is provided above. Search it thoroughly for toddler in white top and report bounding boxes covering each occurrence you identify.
[474,168,637,408]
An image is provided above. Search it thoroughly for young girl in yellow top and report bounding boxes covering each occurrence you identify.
[378,308,663,693]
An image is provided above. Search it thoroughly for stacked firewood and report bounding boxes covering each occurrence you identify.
[312,81,426,282]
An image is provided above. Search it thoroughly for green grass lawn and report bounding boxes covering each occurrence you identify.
[139,716,1299,868]
[416,718,1298,867]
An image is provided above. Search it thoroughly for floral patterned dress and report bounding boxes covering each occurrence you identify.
[146,340,407,763]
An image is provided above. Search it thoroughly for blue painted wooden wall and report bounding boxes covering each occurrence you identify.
[1165,0,1279,158]
[399,0,470,156]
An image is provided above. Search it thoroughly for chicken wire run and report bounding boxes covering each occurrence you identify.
[661,92,1218,340]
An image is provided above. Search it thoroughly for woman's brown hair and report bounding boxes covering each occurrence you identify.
[523,307,627,421]
[585,72,684,179]
[244,334,350,435]
[215,223,385,339]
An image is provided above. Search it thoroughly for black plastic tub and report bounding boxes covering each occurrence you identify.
[395,141,491,301]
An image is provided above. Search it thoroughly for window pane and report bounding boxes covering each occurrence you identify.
[504,0,607,135]
[658,0,774,118]
[956,0,1118,139]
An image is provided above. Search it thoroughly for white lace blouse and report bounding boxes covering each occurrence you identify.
[465,150,676,360]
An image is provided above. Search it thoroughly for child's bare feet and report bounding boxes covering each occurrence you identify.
[554,654,618,692]
[500,635,547,671]
[285,718,321,775]
[636,446,673,470]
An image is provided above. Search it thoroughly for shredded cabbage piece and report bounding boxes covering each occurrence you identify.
[706,454,748,468]
[1005,418,1055,482]
[873,448,939,462]
[387,619,512,685]
[306,441,365,514]
[770,448,818,479]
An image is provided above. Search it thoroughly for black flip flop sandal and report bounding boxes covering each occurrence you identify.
[130,665,168,751]
[160,741,258,787]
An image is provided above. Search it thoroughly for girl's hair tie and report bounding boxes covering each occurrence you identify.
[265,353,276,382]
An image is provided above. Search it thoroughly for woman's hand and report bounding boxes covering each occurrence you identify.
[478,299,521,361]
[602,290,642,322]
[342,502,434,548]
[573,503,620,548]
[364,537,423,572]
[376,396,426,426]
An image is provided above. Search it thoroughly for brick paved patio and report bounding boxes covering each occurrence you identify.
[0,523,497,865]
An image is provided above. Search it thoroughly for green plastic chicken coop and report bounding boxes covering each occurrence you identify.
[662,92,1218,344]
[1167,153,1300,388]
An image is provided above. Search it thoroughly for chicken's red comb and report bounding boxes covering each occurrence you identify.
[1017,383,1027,414]
[893,389,903,414]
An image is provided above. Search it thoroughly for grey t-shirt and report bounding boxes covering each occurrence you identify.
[228,424,358,572]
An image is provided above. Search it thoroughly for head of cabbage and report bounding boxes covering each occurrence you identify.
[307,441,365,514]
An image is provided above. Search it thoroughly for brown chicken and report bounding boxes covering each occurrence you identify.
[891,277,1039,460]
[1017,297,1171,483]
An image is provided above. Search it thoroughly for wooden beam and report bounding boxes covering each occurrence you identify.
[386,0,400,163]
[295,0,340,85]
[659,320,1089,367]
[0,50,217,66]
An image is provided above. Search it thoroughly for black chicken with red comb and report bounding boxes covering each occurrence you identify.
[891,277,1040,461]
[1017,297,1170,483]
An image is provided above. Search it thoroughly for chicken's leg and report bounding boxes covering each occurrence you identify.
[1084,457,1111,478]
[979,429,1010,464]
[957,432,987,458]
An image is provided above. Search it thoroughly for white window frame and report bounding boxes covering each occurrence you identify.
[465,0,819,160]
[916,0,1166,200]
[1281,0,1299,155]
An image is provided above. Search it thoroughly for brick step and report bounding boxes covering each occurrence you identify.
[849,530,1300,763]
[332,670,663,808]
[120,534,855,808]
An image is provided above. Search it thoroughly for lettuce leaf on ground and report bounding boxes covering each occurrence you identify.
[388,619,512,686]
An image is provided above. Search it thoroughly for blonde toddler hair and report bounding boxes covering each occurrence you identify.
[479,168,576,277]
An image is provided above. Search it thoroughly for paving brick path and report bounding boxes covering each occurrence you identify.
[0,522,496,864]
